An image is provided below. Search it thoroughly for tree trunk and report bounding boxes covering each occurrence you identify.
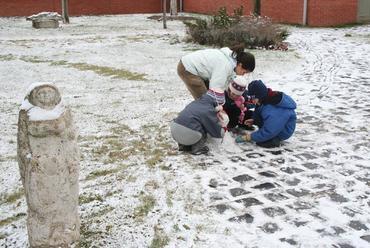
[62,0,70,24]
[162,0,167,29]
[170,0,178,16]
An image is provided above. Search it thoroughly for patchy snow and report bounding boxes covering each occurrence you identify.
[0,14,370,248]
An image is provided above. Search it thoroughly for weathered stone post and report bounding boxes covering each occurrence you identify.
[17,83,80,247]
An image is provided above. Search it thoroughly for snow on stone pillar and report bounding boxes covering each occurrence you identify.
[17,82,80,247]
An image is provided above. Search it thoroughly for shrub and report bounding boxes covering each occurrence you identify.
[184,6,289,50]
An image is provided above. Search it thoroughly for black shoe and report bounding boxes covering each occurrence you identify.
[191,146,209,155]
[178,144,192,152]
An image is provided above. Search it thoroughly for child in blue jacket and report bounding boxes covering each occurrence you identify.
[236,80,297,148]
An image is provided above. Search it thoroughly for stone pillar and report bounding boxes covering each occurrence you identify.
[17,83,80,247]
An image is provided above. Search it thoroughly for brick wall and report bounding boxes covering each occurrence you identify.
[184,0,254,15]
[261,0,303,24]
[0,0,161,17]
[308,0,358,26]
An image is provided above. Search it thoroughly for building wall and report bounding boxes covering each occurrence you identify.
[308,0,358,26]
[184,0,254,15]
[261,0,304,24]
[0,0,161,17]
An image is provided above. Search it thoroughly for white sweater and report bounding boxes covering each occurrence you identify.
[181,47,237,90]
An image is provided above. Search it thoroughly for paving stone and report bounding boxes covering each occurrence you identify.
[262,207,286,217]
[229,188,249,197]
[286,188,310,197]
[333,244,355,248]
[246,152,265,158]
[308,173,327,179]
[232,174,255,183]
[280,238,297,245]
[360,235,370,243]
[252,182,276,190]
[266,150,282,155]
[287,201,314,210]
[272,158,285,164]
[260,222,279,233]
[213,204,230,214]
[235,197,263,207]
[210,195,223,201]
[295,152,317,160]
[264,193,289,202]
[348,220,368,231]
[310,212,326,221]
[208,179,218,188]
[258,171,277,178]
[228,213,254,223]
[302,162,319,170]
[280,167,304,174]
[293,220,308,227]
[285,178,301,186]
[328,192,349,203]
[338,169,355,176]
[332,226,346,235]
[342,207,360,217]
[229,156,246,162]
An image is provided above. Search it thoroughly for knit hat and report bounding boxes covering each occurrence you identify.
[247,80,268,100]
[229,76,248,95]
[207,88,225,105]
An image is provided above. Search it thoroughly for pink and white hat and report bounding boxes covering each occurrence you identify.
[229,76,248,96]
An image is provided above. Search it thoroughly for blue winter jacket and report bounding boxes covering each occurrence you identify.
[174,94,223,138]
[251,93,297,143]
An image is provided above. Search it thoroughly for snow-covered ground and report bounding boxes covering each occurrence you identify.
[0,14,369,248]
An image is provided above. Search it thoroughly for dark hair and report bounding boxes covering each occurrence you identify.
[229,44,255,72]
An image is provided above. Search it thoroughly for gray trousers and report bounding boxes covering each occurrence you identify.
[170,121,202,145]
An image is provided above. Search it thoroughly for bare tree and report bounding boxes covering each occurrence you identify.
[170,0,178,16]
[62,0,70,24]
[162,0,167,29]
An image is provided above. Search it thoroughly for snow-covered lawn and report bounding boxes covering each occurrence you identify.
[0,14,369,247]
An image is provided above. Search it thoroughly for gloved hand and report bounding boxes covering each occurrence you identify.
[235,133,251,143]
[217,110,229,128]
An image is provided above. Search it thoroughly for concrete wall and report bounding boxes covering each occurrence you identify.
[0,0,161,17]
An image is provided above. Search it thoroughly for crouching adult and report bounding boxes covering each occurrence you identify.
[170,89,229,155]
[236,80,297,148]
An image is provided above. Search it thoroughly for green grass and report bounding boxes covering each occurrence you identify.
[79,193,104,204]
[134,194,156,220]
[0,213,26,227]
[150,225,169,248]
[0,188,24,204]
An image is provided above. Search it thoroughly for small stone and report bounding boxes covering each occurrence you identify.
[235,197,263,207]
[260,222,279,233]
[258,171,277,177]
[262,207,286,217]
[208,179,218,188]
[229,188,249,197]
[286,188,310,197]
[252,182,275,190]
[287,201,313,210]
[232,174,255,183]
[228,213,254,223]
[348,220,368,231]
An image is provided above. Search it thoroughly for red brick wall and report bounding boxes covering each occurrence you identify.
[308,0,357,26]
[184,0,254,15]
[261,0,303,24]
[0,0,161,17]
